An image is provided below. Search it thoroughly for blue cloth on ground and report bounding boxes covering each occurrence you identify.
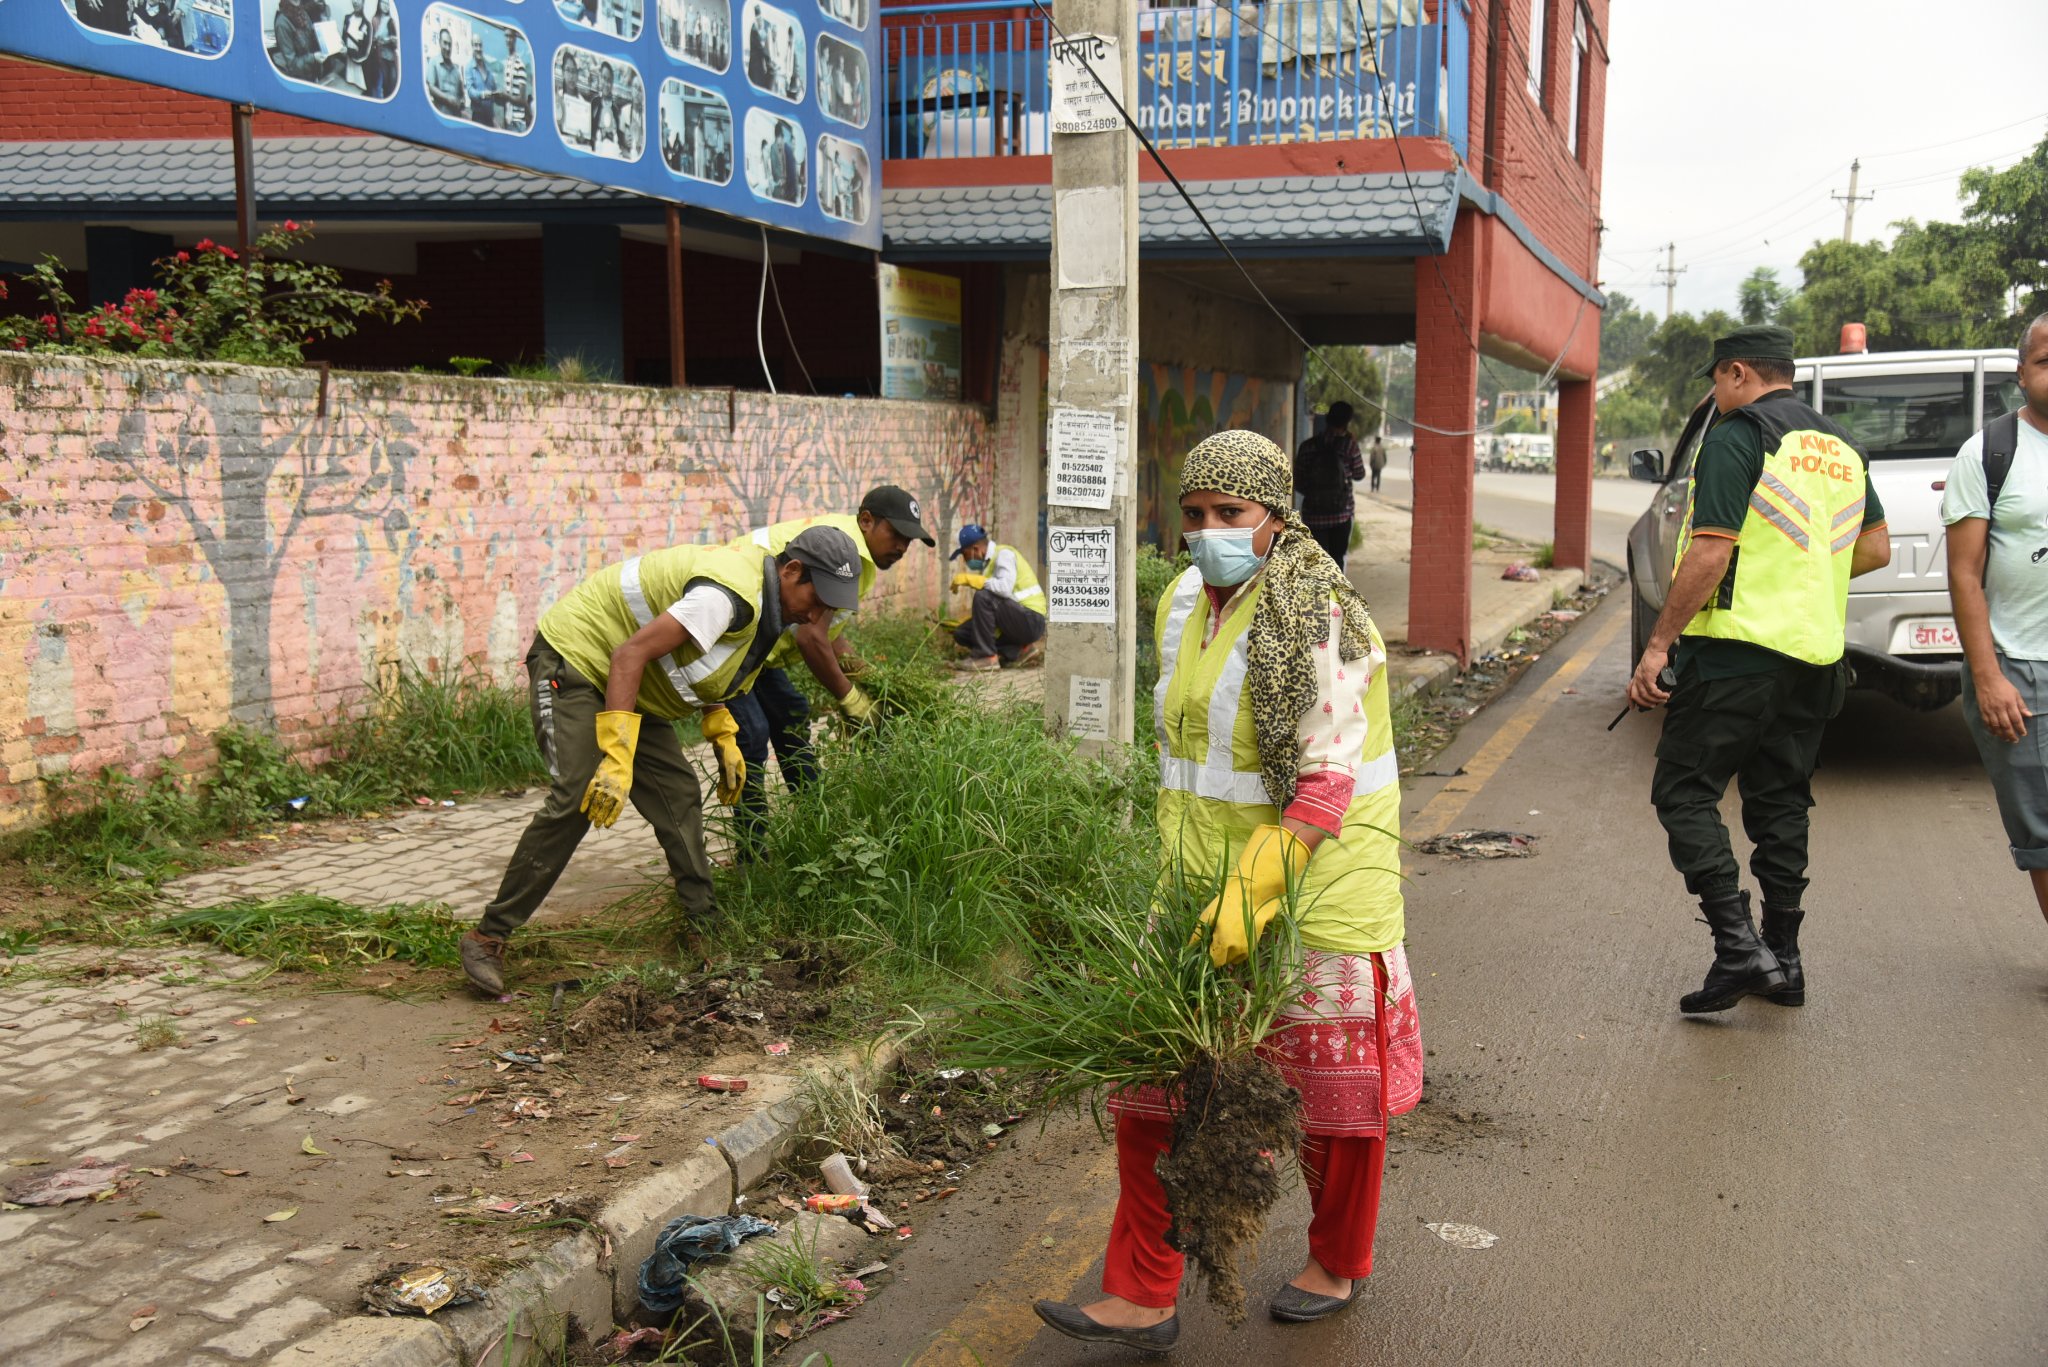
[637,1213,778,1313]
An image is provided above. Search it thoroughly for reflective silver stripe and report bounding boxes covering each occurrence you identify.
[1015,584,1046,603]
[751,528,774,548]
[1830,526,1861,554]
[1756,470,1810,520]
[1159,755,1271,805]
[678,636,743,685]
[618,554,708,706]
[1747,492,1811,549]
[1154,569,1204,746]
[1206,635,1249,780]
[619,555,654,626]
[1831,497,1866,530]
[1355,747,1400,796]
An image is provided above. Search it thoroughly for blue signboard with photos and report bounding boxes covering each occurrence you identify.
[0,0,879,248]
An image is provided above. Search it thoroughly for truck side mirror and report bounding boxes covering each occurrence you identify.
[1629,448,1665,483]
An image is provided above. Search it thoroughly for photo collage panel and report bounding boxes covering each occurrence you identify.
[420,3,536,133]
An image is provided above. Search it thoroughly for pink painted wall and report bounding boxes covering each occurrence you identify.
[0,356,994,829]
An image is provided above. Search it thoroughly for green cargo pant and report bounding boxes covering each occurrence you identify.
[1650,659,1846,905]
[478,634,717,941]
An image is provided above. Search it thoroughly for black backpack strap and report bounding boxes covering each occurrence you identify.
[1982,410,2022,522]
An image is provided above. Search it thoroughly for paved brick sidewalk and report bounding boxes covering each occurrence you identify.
[0,946,395,1364]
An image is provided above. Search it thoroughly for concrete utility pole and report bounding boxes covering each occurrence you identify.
[1040,0,1140,756]
[1655,242,1687,321]
[1833,158,1873,244]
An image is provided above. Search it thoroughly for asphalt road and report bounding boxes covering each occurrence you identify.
[1375,462,1656,569]
[805,592,2048,1367]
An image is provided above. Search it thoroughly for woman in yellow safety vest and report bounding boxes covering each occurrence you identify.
[1034,430,1424,1351]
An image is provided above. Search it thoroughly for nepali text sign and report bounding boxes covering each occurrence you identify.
[0,0,880,248]
[1130,31,1440,146]
[1046,523,1115,624]
[877,262,960,400]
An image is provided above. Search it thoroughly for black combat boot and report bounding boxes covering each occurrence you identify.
[1758,905,1805,1007]
[1679,891,1787,1014]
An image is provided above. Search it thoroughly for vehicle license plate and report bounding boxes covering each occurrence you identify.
[1893,618,1960,653]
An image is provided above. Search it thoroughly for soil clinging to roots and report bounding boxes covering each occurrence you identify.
[1156,1052,1303,1327]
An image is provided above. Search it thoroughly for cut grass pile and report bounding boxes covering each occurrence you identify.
[150,895,468,973]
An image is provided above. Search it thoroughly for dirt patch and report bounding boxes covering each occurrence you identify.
[1389,1070,1502,1156]
[1157,1053,1302,1329]
[564,951,835,1056]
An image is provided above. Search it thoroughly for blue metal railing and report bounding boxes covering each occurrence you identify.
[883,0,1469,160]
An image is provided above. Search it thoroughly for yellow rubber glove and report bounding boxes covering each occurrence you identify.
[839,684,877,725]
[699,707,746,807]
[1196,824,1308,968]
[951,571,988,592]
[581,710,641,828]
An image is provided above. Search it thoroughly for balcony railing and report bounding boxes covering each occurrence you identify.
[884,0,1468,160]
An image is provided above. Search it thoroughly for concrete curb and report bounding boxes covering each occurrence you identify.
[1392,565,1586,701]
[270,1037,905,1366]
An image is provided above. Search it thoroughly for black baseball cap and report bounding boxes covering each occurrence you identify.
[859,485,935,546]
[784,525,862,612]
[1694,324,1797,378]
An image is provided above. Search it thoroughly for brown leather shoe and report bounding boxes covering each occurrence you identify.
[460,931,507,996]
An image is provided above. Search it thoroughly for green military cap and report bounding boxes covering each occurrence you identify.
[1693,324,1798,378]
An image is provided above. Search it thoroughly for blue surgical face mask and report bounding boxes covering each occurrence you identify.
[966,557,988,573]
[1184,514,1271,587]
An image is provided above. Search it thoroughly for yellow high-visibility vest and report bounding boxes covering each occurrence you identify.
[743,514,879,670]
[539,544,781,719]
[1153,566,1403,956]
[1674,393,1870,666]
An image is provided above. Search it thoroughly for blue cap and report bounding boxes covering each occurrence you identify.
[951,523,989,560]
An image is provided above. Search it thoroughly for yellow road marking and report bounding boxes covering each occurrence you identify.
[1407,606,1628,842]
[911,1145,1120,1366]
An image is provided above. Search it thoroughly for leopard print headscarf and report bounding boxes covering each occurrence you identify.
[1180,429,1376,808]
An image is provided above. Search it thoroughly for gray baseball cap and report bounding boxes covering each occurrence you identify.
[785,525,862,612]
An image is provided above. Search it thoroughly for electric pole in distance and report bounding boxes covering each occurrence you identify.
[1833,158,1873,244]
[1656,242,1687,321]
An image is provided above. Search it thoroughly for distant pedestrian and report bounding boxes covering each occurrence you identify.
[1627,325,1891,1014]
[1293,403,1364,569]
[1943,311,2048,927]
[949,524,1045,671]
[1368,435,1386,492]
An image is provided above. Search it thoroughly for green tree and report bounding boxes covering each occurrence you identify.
[1737,266,1793,326]
[1959,139,2048,327]
[1599,291,1659,375]
[1595,387,1665,446]
[1303,346,1385,422]
[1495,408,1539,435]
[1626,309,1735,431]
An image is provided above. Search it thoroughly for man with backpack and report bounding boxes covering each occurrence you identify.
[1294,402,1366,568]
[1943,312,2048,927]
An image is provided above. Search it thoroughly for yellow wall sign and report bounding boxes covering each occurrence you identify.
[879,264,963,400]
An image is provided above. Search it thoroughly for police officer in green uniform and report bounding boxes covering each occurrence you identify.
[1628,325,1892,1014]
[459,526,863,995]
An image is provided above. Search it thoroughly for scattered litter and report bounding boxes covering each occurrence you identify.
[981,1123,1004,1139]
[485,1200,524,1214]
[509,1152,535,1164]
[219,1169,248,1178]
[1424,1221,1499,1249]
[897,1226,914,1240]
[1528,810,1541,816]
[497,1051,541,1066]
[509,1098,551,1119]
[440,800,456,808]
[263,1208,297,1223]
[413,797,433,808]
[696,1075,747,1093]
[610,1133,641,1144]
[300,1136,327,1156]
[128,1305,157,1334]
[1501,563,1541,582]
[1546,609,1582,621]
[852,1261,889,1279]
[363,1264,486,1316]
[765,1040,791,1056]
[1413,830,1539,860]
[6,1158,130,1206]
[603,1144,634,1169]
[936,1068,965,1081]
[804,1193,861,1213]
[232,1017,258,1027]
[637,1214,777,1313]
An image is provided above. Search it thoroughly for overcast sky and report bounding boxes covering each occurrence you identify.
[1597,0,2048,323]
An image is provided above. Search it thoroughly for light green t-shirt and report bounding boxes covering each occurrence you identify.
[1941,416,2048,661]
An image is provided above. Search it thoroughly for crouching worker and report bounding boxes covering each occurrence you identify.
[459,526,863,995]
[949,523,1046,671]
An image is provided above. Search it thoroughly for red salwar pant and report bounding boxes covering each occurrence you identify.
[1100,953,1397,1309]
[1101,1116,1386,1308]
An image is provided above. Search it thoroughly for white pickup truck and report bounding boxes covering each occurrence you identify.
[1625,347,2023,710]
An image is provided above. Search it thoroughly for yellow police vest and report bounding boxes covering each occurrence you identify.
[538,544,780,719]
[1673,393,1870,667]
[1153,566,1404,956]
[987,543,1045,609]
[743,514,879,670]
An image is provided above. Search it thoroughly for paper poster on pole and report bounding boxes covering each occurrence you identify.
[1048,406,1117,510]
[1046,525,1116,623]
[1067,676,1112,741]
[1049,32,1122,134]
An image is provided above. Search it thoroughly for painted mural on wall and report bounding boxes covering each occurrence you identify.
[1136,362,1292,550]
[0,355,993,829]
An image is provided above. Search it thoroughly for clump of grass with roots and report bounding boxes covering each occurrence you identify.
[918,851,1326,1328]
